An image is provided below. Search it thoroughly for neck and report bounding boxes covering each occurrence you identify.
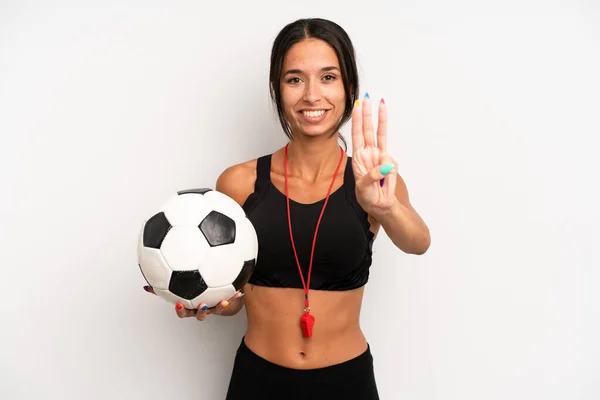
[285,135,343,182]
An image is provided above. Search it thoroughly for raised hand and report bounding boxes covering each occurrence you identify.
[351,94,398,215]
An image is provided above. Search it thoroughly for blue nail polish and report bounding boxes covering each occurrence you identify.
[201,305,208,311]
[364,92,370,99]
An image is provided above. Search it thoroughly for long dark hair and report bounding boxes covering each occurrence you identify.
[269,18,359,151]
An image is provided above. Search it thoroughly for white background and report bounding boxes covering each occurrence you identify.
[1,1,599,399]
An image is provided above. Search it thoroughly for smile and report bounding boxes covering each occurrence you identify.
[301,109,326,117]
[299,109,328,123]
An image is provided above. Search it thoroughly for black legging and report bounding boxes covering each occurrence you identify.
[225,337,380,400]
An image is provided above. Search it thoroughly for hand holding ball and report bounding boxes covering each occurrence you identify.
[137,188,258,310]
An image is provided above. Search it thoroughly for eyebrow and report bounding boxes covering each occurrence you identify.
[283,66,340,76]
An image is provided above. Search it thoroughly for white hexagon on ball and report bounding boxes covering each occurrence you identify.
[203,190,246,221]
[160,226,209,272]
[162,192,213,227]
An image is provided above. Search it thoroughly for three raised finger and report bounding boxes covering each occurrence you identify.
[352,95,387,151]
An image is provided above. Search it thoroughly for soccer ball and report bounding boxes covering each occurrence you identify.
[137,188,258,309]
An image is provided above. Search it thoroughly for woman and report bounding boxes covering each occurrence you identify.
[145,18,430,399]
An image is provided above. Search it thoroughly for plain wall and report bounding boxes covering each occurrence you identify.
[1,1,598,399]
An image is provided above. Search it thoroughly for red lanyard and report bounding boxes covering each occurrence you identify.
[283,143,345,337]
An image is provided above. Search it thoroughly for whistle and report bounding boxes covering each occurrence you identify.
[300,312,315,338]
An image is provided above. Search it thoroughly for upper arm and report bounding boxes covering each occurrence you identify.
[215,160,257,208]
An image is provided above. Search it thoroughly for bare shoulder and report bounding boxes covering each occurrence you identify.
[215,158,258,207]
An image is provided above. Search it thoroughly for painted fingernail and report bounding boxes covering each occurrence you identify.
[176,303,183,310]
[201,305,208,311]
[354,99,360,107]
[379,163,394,175]
[222,300,230,308]
[143,285,150,292]
[380,178,385,187]
[364,92,370,99]
[381,98,385,104]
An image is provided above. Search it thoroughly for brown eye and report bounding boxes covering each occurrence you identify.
[287,77,301,84]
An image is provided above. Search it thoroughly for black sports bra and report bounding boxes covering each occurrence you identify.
[242,154,375,291]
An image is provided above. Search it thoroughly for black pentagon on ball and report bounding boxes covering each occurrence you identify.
[143,212,172,249]
[169,270,208,300]
[177,188,212,195]
[199,211,236,247]
[232,259,256,291]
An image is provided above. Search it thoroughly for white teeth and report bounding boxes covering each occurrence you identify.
[302,110,325,118]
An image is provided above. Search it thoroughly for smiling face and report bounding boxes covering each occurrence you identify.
[280,38,347,139]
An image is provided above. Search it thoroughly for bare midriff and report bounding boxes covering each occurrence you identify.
[242,284,368,369]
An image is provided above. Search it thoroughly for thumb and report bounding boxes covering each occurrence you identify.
[357,162,396,188]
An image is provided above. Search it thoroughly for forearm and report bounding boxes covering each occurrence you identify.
[374,199,430,255]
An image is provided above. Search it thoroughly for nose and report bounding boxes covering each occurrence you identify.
[302,79,322,103]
